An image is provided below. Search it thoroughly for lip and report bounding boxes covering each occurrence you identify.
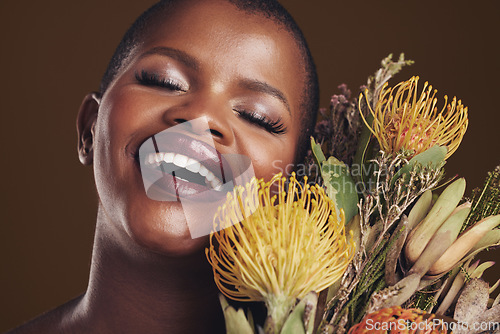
[135,131,236,202]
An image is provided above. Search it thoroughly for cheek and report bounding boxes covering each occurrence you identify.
[93,99,132,185]
[241,134,298,181]
[95,88,157,176]
[92,89,152,217]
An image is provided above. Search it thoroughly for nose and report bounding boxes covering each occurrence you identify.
[162,93,234,146]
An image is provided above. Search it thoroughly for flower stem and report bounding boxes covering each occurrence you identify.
[265,294,295,334]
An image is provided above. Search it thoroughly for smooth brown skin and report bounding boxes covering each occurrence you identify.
[9,1,307,333]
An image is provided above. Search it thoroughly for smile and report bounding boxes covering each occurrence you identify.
[136,128,239,202]
[143,152,223,191]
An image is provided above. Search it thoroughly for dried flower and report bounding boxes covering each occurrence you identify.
[360,76,468,159]
[206,173,355,332]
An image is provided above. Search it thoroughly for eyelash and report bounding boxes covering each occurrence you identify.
[235,109,287,135]
[135,70,187,92]
[135,70,285,135]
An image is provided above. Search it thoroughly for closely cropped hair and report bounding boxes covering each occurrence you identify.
[99,0,319,163]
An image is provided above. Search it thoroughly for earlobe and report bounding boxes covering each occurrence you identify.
[77,92,100,165]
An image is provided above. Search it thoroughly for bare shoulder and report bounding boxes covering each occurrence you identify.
[6,295,85,334]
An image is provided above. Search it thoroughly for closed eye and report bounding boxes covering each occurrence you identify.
[135,70,188,92]
[235,109,287,135]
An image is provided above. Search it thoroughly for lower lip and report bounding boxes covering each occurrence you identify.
[138,162,228,203]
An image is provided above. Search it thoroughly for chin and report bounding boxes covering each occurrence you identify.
[126,202,211,257]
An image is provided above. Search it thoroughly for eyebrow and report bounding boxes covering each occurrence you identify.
[139,46,200,71]
[238,79,291,115]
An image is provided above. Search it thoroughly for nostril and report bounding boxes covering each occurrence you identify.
[209,128,223,138]
[173,118,223,138]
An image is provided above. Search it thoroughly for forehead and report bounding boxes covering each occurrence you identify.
[131,0,306,114]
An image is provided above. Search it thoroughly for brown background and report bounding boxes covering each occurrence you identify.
[1,0,499,331]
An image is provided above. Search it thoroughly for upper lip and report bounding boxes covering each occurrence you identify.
[135,131,234,186]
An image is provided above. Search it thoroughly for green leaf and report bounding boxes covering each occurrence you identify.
[321,157,359,224]
[352,108,374,187]
[391,145,447,187]
[310,137,326,166]
[462,229,500,264]
[281,292,318,334]
[219,295,255,334]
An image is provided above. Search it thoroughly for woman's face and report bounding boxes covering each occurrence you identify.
[84,0,307,255]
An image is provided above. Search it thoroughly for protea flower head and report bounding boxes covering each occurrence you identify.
[348,306,449,334]
[360,76,468,159]
[206,173,355,332]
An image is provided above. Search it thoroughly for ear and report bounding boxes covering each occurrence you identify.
[77,92,100,165]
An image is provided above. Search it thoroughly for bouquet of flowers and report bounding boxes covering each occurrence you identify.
[205,54,500,334]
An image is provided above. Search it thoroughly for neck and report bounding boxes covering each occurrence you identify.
[74,207,225,334]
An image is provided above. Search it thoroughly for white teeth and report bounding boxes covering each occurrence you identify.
[186,159,201,173]
[164,153,174,163]
[211,179,222,191]
[199,165,209,177]
[173,154,188,168]
[175,175,189,183]
[144,152,223,190]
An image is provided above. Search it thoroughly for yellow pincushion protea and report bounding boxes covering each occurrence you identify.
[360,76,468,159]
[348,306,449,334]
[206,173,355,331]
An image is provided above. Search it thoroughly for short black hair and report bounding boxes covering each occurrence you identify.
[99,0,319,164]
